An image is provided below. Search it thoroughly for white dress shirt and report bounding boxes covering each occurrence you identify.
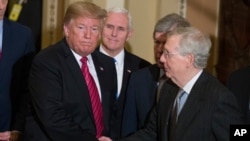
[99,45,124,98]
[71,50,102,100]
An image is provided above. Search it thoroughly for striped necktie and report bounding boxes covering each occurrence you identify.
[168,89,187,140]
[81,57,104,138]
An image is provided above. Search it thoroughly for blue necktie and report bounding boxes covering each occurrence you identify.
[168,89,187,140]
[177,90,187,117]
[113,58,119,99]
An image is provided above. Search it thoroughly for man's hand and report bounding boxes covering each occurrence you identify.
[98,136,112,141]
[0,131,11,141]
[10,131,21,141]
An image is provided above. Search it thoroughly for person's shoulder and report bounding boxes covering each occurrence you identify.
[130,64,158,80]
[124,50,151,66]
[230,66,250,77]
[125,50,148,61]
[92,49,114,63]
[227,66,250,85]
[133,64,158,74]
[4,18,31,32]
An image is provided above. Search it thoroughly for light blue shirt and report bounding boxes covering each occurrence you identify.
[0,20,3,51]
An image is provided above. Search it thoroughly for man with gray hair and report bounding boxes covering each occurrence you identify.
[99,27,243,141]
[97,7,151,139]
[121,13,190,137]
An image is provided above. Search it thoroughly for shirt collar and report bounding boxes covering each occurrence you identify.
[99,44,125,66]
[70,49,93,66]
[0,22,2,29]
[182,69,203,94]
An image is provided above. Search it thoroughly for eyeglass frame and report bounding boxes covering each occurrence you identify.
[162,49,179,58]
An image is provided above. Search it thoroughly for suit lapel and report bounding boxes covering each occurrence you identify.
[149,64,160,83]
[61,39,93,117]
[149,65,161,99]
[0,20,11,82]
[158,81,179,140]
[175,72,207,140]
[120,51,133,96]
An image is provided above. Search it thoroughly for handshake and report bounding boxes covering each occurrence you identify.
[98,136,113,141]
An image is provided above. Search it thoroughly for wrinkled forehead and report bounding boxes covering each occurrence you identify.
[165,35,181,50]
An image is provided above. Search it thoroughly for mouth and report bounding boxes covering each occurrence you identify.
[80,42,92,47]
[163,67,169,72]
[107,37,118,42]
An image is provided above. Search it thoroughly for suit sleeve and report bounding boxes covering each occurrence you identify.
[121,73,138,137]
[118,106,157,141]
[11,28,36,132]
[29,55,98,141]
[212,91,244,141]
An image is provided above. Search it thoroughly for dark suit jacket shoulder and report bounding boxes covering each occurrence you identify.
[124,50,151,69]
[227,66,250,123]
[121,64,160,137]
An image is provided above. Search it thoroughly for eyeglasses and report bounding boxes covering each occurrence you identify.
[162,50,179,58]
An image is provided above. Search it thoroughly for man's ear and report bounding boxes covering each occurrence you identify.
[63,24,69,37]
[126,29,133,41]
[185,53,194,68]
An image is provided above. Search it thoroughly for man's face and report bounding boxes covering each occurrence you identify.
[102,12,132,52]
[153,32,167,68]
[0,0,8,20]
[64,16,101,56]
[160,35,188,84]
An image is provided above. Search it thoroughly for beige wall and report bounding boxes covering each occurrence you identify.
[42,0,219,75]
[186,0,219,74]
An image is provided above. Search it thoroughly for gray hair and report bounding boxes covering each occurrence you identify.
[154,13,191,36]
[168,27,211,68]
[107,7,133,30]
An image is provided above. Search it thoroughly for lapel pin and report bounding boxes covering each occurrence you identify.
[100,67,104,71]
[127,69,131,73]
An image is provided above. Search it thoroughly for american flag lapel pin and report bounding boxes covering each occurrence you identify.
[127,69,131,73]
[100,66,104,71]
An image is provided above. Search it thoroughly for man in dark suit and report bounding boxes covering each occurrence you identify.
[98,7,151,139]
[28,2,116,141]
[0,0,35,140]
[121,13,191,137]
[227,66,250,123]
[99,27,243,141]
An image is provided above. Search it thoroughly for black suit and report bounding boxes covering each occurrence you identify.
[122,64,160,137]
[118,71,243,141]
[0,18,35,132]
[28,39,116,141]
[227,66,250,123]
[98,47,151,139]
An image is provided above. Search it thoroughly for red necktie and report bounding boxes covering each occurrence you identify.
[81,57,104,138]
[0,51,2,59]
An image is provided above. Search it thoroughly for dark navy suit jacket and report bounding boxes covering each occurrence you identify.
[122,64,160,137]
[0,18,35,132]
[227,66,250,124]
